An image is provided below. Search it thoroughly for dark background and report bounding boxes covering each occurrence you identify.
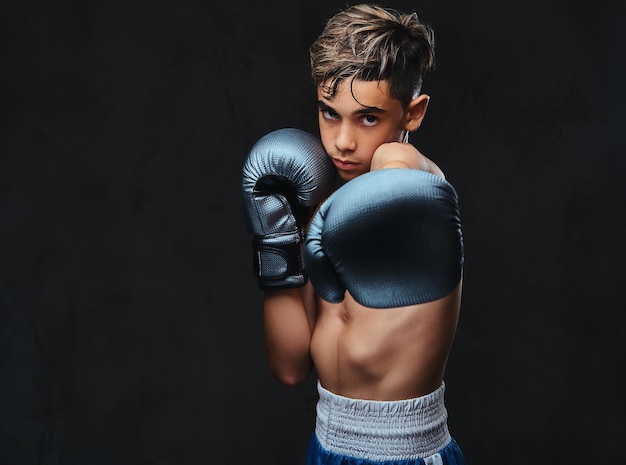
[1,0,625,464]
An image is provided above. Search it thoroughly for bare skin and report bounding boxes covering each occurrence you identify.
[310,284,461,401]
[264,280,462,401]
[263,78,462,401]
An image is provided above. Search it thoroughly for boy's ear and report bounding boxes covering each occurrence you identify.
[404,94,430,132]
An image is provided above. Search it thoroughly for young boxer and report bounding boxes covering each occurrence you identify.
[242,4,466,464]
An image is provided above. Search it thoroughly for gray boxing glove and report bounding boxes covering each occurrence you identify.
[304,168,463,308]
[242,128,336,290]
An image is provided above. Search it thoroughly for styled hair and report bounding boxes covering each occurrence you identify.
[309,3,435,107]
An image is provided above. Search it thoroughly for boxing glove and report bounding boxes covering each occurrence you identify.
[242,128,336,290]
[304,168,463,308]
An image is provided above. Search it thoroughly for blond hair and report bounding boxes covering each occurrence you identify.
[310,3,435,106]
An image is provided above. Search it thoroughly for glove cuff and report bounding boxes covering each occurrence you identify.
[252,230,307,290]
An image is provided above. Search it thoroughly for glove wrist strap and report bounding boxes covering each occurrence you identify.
[252,230,307,290]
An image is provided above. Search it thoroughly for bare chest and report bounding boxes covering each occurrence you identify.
[312,293,457,397]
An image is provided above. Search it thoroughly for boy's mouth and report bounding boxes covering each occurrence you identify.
[331,158,359,171]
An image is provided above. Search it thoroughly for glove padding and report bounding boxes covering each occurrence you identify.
[304,168,463,308]
[242,128,336,290]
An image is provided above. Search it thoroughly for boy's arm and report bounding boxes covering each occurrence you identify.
[241,128,335,386]
[263,282,317,386]
[370,142,445,179]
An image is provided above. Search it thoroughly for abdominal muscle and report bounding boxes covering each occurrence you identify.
[309,282,462,401]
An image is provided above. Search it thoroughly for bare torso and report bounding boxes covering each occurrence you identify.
[309,283,462,401]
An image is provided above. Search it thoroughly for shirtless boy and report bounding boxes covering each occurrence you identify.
[242,4,466,464]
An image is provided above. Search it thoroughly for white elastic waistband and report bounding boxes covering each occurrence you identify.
[315,382,451,461]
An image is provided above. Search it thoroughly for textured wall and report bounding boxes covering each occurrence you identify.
[1,0,625,464]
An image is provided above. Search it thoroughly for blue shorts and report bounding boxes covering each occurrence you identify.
[306,434,466,465]
[306,382,466,465]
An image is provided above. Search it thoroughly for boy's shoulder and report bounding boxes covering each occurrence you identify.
[371,143,445,179]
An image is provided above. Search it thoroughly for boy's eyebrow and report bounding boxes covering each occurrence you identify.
[317,101,334,112]
[317,100,386,115]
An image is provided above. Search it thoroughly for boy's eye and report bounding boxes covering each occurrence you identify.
[321,109,339,120]
[361,115,378,126]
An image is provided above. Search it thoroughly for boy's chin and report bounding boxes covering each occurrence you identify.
[337,170,363,182]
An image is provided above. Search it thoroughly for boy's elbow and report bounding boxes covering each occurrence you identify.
[268,364,311,387]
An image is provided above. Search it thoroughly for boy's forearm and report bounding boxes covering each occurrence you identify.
[262,286,315,386]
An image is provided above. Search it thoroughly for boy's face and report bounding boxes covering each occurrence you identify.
[317,78,408,181]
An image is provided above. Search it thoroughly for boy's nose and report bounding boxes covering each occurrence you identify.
[334,124,357,152]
